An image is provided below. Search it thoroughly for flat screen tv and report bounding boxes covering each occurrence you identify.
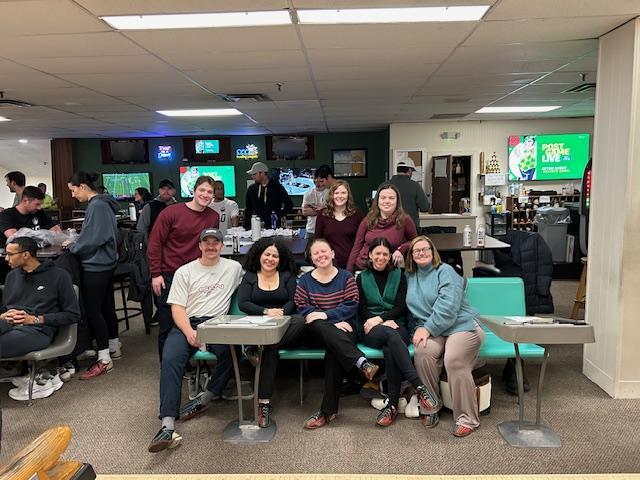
[101,172,151,201]
[182,137,231,162]
[179,165,236,198]
[102,139,149,164]
[195,139,220,155]
[266,135,314,160]
[508,133,590,181]
[270,167,316,196]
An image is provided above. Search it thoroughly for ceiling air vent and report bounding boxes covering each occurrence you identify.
[0,91,33,107]
[430,113,469,119]
[218,93,272,102]
[563,83,596,93]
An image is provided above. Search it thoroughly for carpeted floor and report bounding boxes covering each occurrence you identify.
[2,280,640,475]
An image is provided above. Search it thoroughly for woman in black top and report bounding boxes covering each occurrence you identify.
[357,237,439,427]
[238,238,305,430]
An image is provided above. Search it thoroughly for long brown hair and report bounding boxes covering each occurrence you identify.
[366,183,407,229]
[404,235,442,273]
[323,180,357,218]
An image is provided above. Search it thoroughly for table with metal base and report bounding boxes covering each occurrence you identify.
[197,315,290,444]
[479,316,595,448]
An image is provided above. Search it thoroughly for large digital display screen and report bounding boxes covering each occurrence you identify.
[102,173,151,201]
[195,139,220,155]
[270,167,316,195]
[179,165,236,198]
[508,133,590,181]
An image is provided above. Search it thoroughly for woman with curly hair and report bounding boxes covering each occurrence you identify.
[315,180,364,269]
[347,183,417,272]
[237,237,304,429]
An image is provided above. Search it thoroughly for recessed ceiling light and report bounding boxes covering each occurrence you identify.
[0,116,11,122]
[18,139,28,143]
[156,108,243,117]
[101,11,292,30]
[476,106,561,113]
[297,6,490,24]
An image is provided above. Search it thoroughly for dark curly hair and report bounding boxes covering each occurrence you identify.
[243,237,297,274]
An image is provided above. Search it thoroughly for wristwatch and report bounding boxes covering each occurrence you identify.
[34,314,42,325]
[263,308,268,315]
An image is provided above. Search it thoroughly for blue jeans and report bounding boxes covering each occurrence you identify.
[159,317,234,419]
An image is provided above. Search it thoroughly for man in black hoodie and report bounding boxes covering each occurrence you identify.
[0,237,80,358]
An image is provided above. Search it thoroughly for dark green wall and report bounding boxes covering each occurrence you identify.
[73,130,389,211]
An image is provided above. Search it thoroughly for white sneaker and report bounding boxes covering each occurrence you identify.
[9,379,55,401]
[109,339,123,359]
[58,363,76,382]
[77,349,97,361]
[370,396,407,413]
[405,394,420,418]
[12,372,63,391]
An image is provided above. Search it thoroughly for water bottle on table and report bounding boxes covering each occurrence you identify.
[463,224,472,247]
[476,223,486,247]
[270,211,277,230]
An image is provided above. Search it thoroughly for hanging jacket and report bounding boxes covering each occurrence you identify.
[116,228,150,302]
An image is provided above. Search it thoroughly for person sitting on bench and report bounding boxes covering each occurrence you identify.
[0,237,80,358]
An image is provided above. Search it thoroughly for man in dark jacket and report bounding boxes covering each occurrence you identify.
[137,179,177,239]
[243,162,293,229]
[0,237,80,358]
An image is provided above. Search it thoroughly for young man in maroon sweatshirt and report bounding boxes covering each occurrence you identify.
[147,175,219,358]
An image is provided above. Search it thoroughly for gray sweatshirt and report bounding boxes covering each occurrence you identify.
[387,175,430,228]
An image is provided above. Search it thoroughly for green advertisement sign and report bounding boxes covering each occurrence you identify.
[508,133,590,181]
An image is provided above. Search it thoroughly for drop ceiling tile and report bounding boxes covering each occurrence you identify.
[488,0,640,20]
[451,40,598,63]
[437,59,567,76]
[312,64,438,81]
[18,55,174,75]
[185,68,312,84]
[159,50,307,71]
[307,47,453,67]
[0,73,73,89]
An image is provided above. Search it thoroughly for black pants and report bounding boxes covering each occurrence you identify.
[156,272,175,360]
[81,269,118,351]
[361,324,420,407]
[258,315,307,399]
[307,320,364,415]
[0,324,51,358]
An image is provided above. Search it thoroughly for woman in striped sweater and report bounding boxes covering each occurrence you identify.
[295,238,379,430]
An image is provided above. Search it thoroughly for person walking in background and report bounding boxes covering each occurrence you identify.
[38,183,57,210]
[301,165,335,241]
[386,158,430,228]
[5,171,26,208]
[147,176,219,358]
[136,179,177,239]
[243,162,293,229]
[315,180,364,269]
[209,180,239,234]
[347,183,417,272]
[62,171,120,380]
[405,236,484,437]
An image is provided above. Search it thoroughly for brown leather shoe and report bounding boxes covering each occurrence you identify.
[79,360,112,380]
[360,361,379,381]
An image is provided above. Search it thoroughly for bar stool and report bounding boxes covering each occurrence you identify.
[570,256,587,319]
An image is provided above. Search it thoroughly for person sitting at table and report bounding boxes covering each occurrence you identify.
[38,183,57,210]
[405,235,484,437]
[209,180,239,233]
[357,237,439,427]
[0,237,80,359]
[134,187,152,214]
[347,183,416,272]
[0,186,62,244]
[295,238,379,430]
[62,172,121,380]
[148,228,243,453]
[315,180,364,269]
[237,237,305,429]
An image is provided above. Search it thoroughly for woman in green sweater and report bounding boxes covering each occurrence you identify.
[357,237,439,427]
[405,235,484,437]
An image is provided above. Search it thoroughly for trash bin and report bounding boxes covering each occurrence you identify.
[534,206,571,262]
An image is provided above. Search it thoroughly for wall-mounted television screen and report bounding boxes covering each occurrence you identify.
[182,137,230,162]
[195,139,220,155]
[508,133,590,181]
[101,139,149,164]
[102,173,151,201]
[270,167,316,195]
[179,165,236,198]
[266,135,315,160]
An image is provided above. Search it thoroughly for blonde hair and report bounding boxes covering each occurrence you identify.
[366,183,407,229]
[404,235,442,273]
[323,180,357,218]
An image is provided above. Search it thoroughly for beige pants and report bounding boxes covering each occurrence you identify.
[414,326,485,428]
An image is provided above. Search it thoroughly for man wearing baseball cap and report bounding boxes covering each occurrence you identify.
[243,162,293,230]
[386,158,430,228]
[149,227,243,453]
[137,179,177,238]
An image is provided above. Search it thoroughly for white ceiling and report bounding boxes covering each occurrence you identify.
[0,0,637,138]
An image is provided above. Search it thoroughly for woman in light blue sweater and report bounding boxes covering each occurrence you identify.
[405,235,484,437]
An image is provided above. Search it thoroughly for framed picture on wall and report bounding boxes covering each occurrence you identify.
[332,148,367,178]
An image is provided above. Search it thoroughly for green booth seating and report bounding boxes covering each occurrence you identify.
[191,277,544,404]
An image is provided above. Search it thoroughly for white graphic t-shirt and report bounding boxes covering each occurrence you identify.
[209,198,240,233]
[302,188,329,234]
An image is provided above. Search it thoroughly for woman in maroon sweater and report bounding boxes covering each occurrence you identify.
[315,180,364,269]
[347,183,417,272]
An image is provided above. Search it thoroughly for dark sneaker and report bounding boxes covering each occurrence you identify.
[303,411,335,430]
[453,424,476,437]
[148,427,182,453]
[257,402,272,428]
[360,361,379,381]
[416,384,440,414]
[179,394,209,421]
[422,412,440,429]
[244,346,260,367]
[79,360,112,380]
[376,405,398,427]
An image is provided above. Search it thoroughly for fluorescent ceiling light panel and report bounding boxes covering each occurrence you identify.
[297,6,490,24]
[0,116,11,122]
[101,11,292,30]
[18,139,28,143]
[476,106,561,113]
[156,109,243,117]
